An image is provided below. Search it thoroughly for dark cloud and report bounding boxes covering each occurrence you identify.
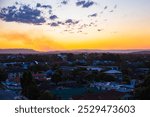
[61,0,68,5]
[57,21,65,25]
[0,5,46,25]
[76,1,85,6]
[36,3,52,9]
[36,3,41,7]
[50,15,58,20]
[65,19,79,25]
[50,22,59,27]
[15,2,19,5]
[76,0,95,8]
[42,5,52,9]
[88,13,97,17]
[97,29,102,32]
[47,19,79,29]
[48,10,52,14]
[47,21,65,27]
[83,1,94,8]
[104,6,108,9]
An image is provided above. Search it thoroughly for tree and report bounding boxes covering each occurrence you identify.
[134,75,150,99]
[84,73,94,82]
[95,72,116,82]
[20,71,40,99]
[123,76,131,84]
[0,69,7,83]
[38,90,55,100]
[101,53,121,62]
[51,69,62,85]
[29,64,49,73]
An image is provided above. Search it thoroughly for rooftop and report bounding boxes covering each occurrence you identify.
[104,70,122,74]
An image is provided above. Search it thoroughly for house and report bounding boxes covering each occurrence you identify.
[86,67,103,72]
[92,60,102,66]
[32,73,47,79]
[75,59,87,65]
[116,85,134,93]
[135,68,150,75]
[105,66,119,70]
[92,60,115,66]
[45,70,54,77]
[7,69,25,83]
[22,62,32,69]
[77,66,103,72]
[57,81,77,87]
[0,90,17,100]
[90,81,134,93]
[60,66,76,71]
[0,63,6,69]
[104,70,123,81]
[2,81,21,90]
[57,54,67,61]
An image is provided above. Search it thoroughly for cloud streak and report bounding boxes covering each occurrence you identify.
[76,0,95,8]
[61,0,68,5]
[36,3,52,9]
[50,15,58,20]
[88,13,97,17]
[65,19,79,25]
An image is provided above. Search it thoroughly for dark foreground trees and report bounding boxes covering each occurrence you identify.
[134,75,150,100]
[0,69,7,89]
[51,69,62,85]
[38,90,56,100]
[21,71,40,99]
[0,69,7,83]
[21,71,55,100]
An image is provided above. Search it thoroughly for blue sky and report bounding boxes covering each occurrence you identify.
[0,0,150,32]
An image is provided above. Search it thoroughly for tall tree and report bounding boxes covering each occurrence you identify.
[21,71,40,99]
[51,69,62,85]
[0,69,7,83]
[38,90,55,100]
[134,75,150,99]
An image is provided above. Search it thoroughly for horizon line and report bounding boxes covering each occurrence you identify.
[0,48,150,51]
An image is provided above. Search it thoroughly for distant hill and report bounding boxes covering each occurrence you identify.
[131,51,150,54]
[47,49,150,54]
[0,49,150,54]
[0,49,40,54]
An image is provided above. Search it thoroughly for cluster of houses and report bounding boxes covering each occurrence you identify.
[90,79,136,93]
[1,62,147,84]
[0,53,150,100]
[4,66,123,83]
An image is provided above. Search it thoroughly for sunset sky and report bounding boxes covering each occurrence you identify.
[0,0,150,51]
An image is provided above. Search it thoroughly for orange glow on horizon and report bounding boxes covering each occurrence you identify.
[0,21,150,51]
[0,32,150,51]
